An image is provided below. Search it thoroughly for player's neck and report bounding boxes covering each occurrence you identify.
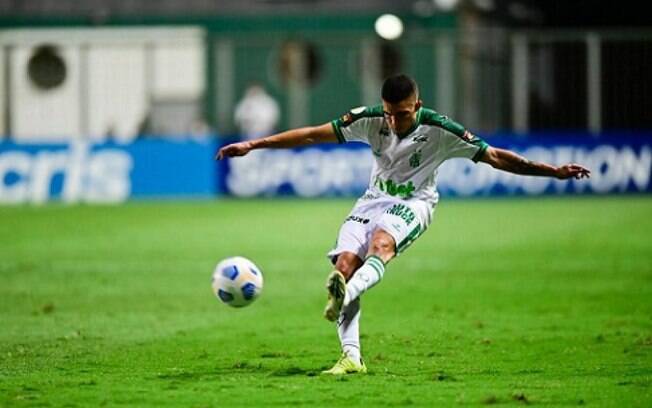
[395,111,421,139]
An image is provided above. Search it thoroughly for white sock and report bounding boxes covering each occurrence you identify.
[337,297,361,364]
[343,255,385,307]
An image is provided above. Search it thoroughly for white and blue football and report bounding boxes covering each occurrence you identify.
[212,256,263,308]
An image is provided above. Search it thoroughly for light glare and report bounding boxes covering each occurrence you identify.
[374,14,404,41]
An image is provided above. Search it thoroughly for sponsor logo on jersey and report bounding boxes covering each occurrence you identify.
[345,215,370,224]
[461,130,474,142]
[386,203,416,225]
[412,135,428,143]
[374,177,416,199]
[361,191,380,200]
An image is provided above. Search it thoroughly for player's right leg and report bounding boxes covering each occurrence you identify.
[324,252,362,321]
[343,200,428,305]
[322,253,367,375]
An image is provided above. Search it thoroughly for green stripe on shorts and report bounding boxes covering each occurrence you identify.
[397,224,422,253]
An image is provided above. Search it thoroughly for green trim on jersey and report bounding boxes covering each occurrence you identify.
[331,121,345,143]
[472,143,489,162]
[331,105,384,143]
[420,108,489,162]
[419,108,466,136]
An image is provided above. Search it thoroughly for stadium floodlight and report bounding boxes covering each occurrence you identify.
[374,14,404,41]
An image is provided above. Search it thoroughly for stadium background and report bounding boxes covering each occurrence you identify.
[1,1,651,406]
[1,0,651,202]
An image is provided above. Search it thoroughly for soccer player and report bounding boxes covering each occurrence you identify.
[216,74,590,375]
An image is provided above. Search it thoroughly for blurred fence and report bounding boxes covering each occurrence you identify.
[1,22,651,142]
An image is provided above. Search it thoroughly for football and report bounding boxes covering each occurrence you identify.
[212,256,264,307]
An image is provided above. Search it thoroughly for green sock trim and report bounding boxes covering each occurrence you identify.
[365,255,385,266]
[364,256,385,280]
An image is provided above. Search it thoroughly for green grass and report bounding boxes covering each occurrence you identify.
[1,196,651,407]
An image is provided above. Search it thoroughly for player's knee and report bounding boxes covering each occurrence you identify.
[335,252,363,281]
[368,230,396,261]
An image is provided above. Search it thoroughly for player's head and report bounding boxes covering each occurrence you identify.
[381,74,422,135]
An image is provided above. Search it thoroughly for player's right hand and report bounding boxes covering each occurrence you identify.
[215,142,253,160]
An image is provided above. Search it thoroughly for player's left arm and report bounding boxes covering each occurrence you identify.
[479,146,591,180]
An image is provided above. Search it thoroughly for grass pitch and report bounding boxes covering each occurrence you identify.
[1,196,651,407]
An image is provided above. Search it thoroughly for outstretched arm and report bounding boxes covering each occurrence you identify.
[216,123,337,160]
[479,146,590,180]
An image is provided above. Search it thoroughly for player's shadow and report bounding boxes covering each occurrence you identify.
[268,366,319,377]
[225,359,320,377]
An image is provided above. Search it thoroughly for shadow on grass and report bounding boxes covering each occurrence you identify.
[154,361,320,381]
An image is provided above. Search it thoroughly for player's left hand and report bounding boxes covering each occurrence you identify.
[556,163,591,180]
[215,142,253,160]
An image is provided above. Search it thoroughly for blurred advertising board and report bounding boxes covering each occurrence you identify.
[1,133,650,203]
[0,139,216,204]
[221,133,652,198]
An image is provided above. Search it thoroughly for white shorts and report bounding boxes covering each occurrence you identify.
[327,195,435,263]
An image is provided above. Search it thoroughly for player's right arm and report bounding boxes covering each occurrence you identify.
[215,123,337,160]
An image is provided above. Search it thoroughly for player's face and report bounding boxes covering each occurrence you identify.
[382,95,422,135]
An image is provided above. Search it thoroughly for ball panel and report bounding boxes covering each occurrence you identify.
[217,288,234,303]
[241,282,257,300]
[221,265,239,280]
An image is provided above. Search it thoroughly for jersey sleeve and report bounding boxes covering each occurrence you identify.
[441,130,488,162]
[330,106,378,144]
[420,109,488,162]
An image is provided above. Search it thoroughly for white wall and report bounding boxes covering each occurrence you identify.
[87,46,148,140]
[11,46,82,140]
[0,28,206,142]
[153,44,204,100]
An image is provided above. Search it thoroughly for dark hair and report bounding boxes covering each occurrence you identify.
[381,74,418,103]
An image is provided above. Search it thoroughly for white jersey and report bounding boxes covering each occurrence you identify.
[331,105,489,207]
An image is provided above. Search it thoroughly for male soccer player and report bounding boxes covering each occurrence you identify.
[217,74,590,375]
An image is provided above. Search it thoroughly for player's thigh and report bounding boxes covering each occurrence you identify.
[327,215,372,265]
[376,201,429,255]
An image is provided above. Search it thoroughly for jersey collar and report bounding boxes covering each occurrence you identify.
[396,108,422,139]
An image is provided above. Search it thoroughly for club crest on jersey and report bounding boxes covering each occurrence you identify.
[409,149,422,168]
[461,130,475,142]
[412,135,428,143]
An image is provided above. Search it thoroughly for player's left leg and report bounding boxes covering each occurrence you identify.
[324,252,362,322]
[322,252,367,375]
[322,229,396,375]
